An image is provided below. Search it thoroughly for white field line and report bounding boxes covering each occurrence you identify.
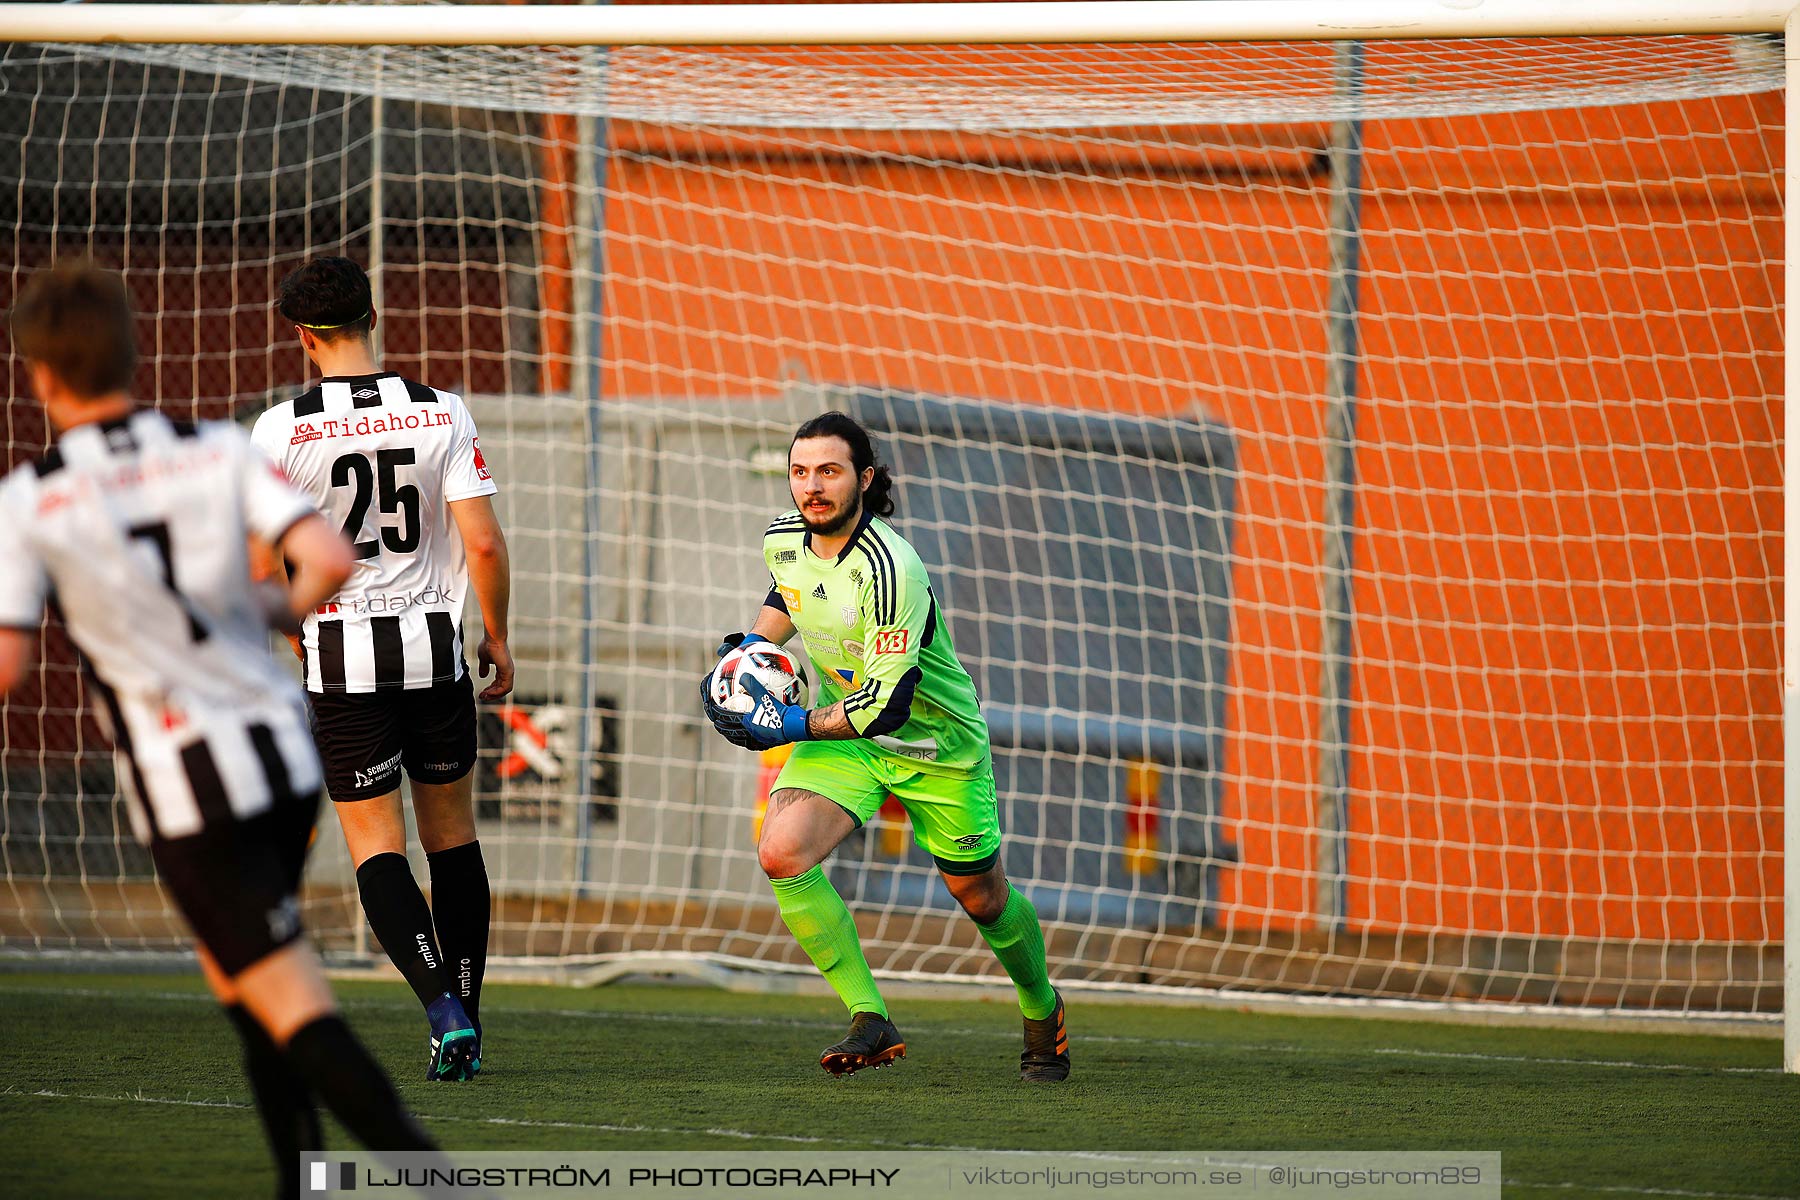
[4,1085,1795,1200]
[1503,1182,1798,1200]
[0,985,1783,1076]
[0,1084,957,1148]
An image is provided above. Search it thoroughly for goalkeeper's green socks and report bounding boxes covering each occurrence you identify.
[769,866,888,1018]
[976,885,1059,1020]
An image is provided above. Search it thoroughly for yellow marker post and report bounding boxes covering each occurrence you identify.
[753,743,795,843]
[877,794,908,857]
[1124,758,1161,875]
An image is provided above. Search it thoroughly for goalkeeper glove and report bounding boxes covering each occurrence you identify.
[737,674,813,750]
[699,631,774,750]
[700,674,756,749]
[715,630,769,658]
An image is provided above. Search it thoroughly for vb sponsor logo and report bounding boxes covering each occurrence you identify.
[871,629,909,656]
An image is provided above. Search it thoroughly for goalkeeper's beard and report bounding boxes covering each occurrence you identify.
[799,490,861,537]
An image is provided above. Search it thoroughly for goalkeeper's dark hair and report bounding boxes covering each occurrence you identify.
[793,411,896,518]
[276,256,374,342]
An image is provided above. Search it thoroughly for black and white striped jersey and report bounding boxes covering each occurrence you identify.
[0,410,324,842]
[250,372,498,694]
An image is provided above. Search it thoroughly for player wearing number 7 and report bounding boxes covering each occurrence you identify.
[0,264,447,1197]
[701,411,1069,1081]
[252,257,513,1082]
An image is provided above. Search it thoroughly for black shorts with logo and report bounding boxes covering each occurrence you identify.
[152,787,319,977]
[309,674,478,801]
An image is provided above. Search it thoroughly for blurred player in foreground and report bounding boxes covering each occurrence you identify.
[701,411,1069,1081]
[0,264,442,1197]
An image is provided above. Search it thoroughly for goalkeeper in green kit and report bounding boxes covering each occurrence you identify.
[700,411,1069,1082]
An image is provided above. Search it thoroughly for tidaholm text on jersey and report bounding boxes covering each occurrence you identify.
[303,410,453,443]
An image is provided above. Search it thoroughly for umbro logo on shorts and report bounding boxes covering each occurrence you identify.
[265,896,300,941]
[954,834,984,847]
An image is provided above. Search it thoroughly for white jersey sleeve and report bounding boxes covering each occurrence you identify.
[249,406,287,471]
[0,471,47,628]
[442,396,497,503]
[233,425,318,544]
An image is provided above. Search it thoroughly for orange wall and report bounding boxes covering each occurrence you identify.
[596,92,1782,942]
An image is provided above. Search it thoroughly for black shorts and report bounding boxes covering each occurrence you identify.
[309,674,478,801]
[152,788,319,977]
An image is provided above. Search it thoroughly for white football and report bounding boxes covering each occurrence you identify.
[710,643,808,714]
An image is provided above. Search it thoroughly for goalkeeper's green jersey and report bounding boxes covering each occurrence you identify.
[762,508,990,779]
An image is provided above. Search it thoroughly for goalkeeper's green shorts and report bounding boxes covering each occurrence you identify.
[772,740,1001,874]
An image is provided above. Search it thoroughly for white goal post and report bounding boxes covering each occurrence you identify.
[0,1,1792,1073]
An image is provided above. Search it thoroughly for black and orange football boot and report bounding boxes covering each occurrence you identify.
[1019,989,1070,1082]
[819,1012,906,1077]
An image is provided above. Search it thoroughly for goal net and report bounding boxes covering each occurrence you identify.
[0,13,1782,1023]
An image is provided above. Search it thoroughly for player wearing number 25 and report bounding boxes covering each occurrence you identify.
[701,412,1069,1081]
[252,256,512,1083]
[0,264,443,1193]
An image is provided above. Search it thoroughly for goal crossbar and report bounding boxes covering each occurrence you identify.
[0,0,1789,47]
